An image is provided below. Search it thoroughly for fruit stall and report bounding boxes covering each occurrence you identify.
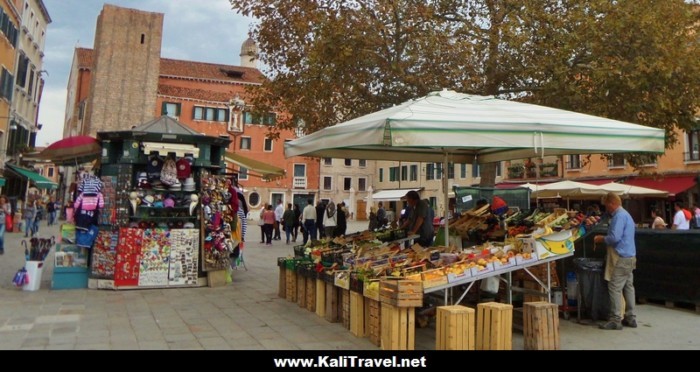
[277,203,604,349]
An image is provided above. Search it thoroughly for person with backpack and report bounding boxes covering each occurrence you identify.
[671,201,690,230]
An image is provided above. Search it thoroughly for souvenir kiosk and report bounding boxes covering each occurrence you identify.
[89,116,235,289]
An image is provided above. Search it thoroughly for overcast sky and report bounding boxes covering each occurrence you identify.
[37,0,254,146]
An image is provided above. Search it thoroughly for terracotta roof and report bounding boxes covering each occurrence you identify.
[74,48,265,85]
[76,48,94,69]
[158,84,237,103]
[160,58,265,84]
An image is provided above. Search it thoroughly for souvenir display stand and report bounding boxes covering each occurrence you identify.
[88,116,233,290]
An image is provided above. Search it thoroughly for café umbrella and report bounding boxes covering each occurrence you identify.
[38,135,102,166]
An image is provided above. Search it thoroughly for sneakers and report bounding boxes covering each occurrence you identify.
[599,321,623,330]
[622,317,637,328]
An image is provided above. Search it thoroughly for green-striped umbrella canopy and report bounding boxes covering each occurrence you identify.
[284,89,665,164]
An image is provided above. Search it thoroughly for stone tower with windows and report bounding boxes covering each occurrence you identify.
[84,5,163,135]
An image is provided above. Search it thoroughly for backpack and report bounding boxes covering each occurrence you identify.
[160,157,179,186]
[683,209,692,222]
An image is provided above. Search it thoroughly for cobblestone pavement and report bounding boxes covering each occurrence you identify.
[0,219,697,350]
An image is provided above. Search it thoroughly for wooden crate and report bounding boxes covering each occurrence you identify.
[315,279,326,318]
[367,298,381,346]
[523,302,560,350]
[325,282,340,323]
[379,279,423,307]
[285,269,297,302]
[341,288,351,330]
[380,302,415,350]
[350,291,366,337]
[476,302,513,350]
[207,270,228,288]
[436,305,475,350]
[278,266,286,298]
[306,277,316,313]
[297,274,307,308]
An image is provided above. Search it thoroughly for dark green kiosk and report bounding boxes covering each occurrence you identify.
[85,115,232,290]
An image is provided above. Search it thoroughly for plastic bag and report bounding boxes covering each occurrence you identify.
[12,268,29,287]
[480,275,500,294]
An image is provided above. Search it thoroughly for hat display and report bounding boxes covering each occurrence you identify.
[169,180,182,191]
[176,157,192,180]
[164,197,175,208]
[142,195,155,207]
[182,177,196,192]
[146,156,163,181]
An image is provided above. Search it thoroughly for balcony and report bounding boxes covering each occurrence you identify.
[293,177,307,189]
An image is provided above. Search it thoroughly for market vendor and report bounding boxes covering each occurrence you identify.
[401,190,434,247]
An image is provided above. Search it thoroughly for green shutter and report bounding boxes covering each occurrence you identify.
[161,102,167,115]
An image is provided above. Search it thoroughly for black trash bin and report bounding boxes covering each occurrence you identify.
[573,258,610,321]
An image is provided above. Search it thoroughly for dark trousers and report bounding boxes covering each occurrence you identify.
[273,221,281,240]
[303,219,316,244]
[264,223,274,244]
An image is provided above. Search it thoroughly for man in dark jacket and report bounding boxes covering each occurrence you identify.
[316,200,326,239]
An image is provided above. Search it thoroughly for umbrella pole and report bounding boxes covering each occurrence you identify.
[443,151,449,245]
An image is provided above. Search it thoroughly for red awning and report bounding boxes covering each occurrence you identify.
[622,175,697,197]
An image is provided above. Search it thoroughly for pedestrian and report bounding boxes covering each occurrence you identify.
[258,204,266,243]
[302,198,317,244]
[0,195,10,254]
[650,209,666,229]
[368,206,378,231]
[335,202,347,237]
[34,200,44,235]
[23,198,37,238]
[263,204,276,245]
[671,201,690,230]
[693,203,700,229]
[292,204,301,242]
[400,190,434,247]
[377,201,387,227]
[47,197,57,226]
[593,192,637,330]
[273,199,284,240]
[282,203,295,244]
[315,200,326,239]
[323,200,337,239]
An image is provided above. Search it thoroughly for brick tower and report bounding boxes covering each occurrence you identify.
[84,4,163,135]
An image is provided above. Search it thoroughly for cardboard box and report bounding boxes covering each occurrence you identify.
[492,257,517,272]
[515,251,540,265]
[334,270,351,290]
[470,262,495,277]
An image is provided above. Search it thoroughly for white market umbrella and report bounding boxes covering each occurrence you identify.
[365,185,374,218]
[285,89,665,238]
[598,182,668,198]
[532,180,619,199]
[532,180,623,209]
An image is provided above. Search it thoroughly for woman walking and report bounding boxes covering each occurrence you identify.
[23,198,36,238]
[262,204,276,245]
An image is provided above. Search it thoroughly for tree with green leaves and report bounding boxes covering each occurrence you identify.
[230,0,700,183]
